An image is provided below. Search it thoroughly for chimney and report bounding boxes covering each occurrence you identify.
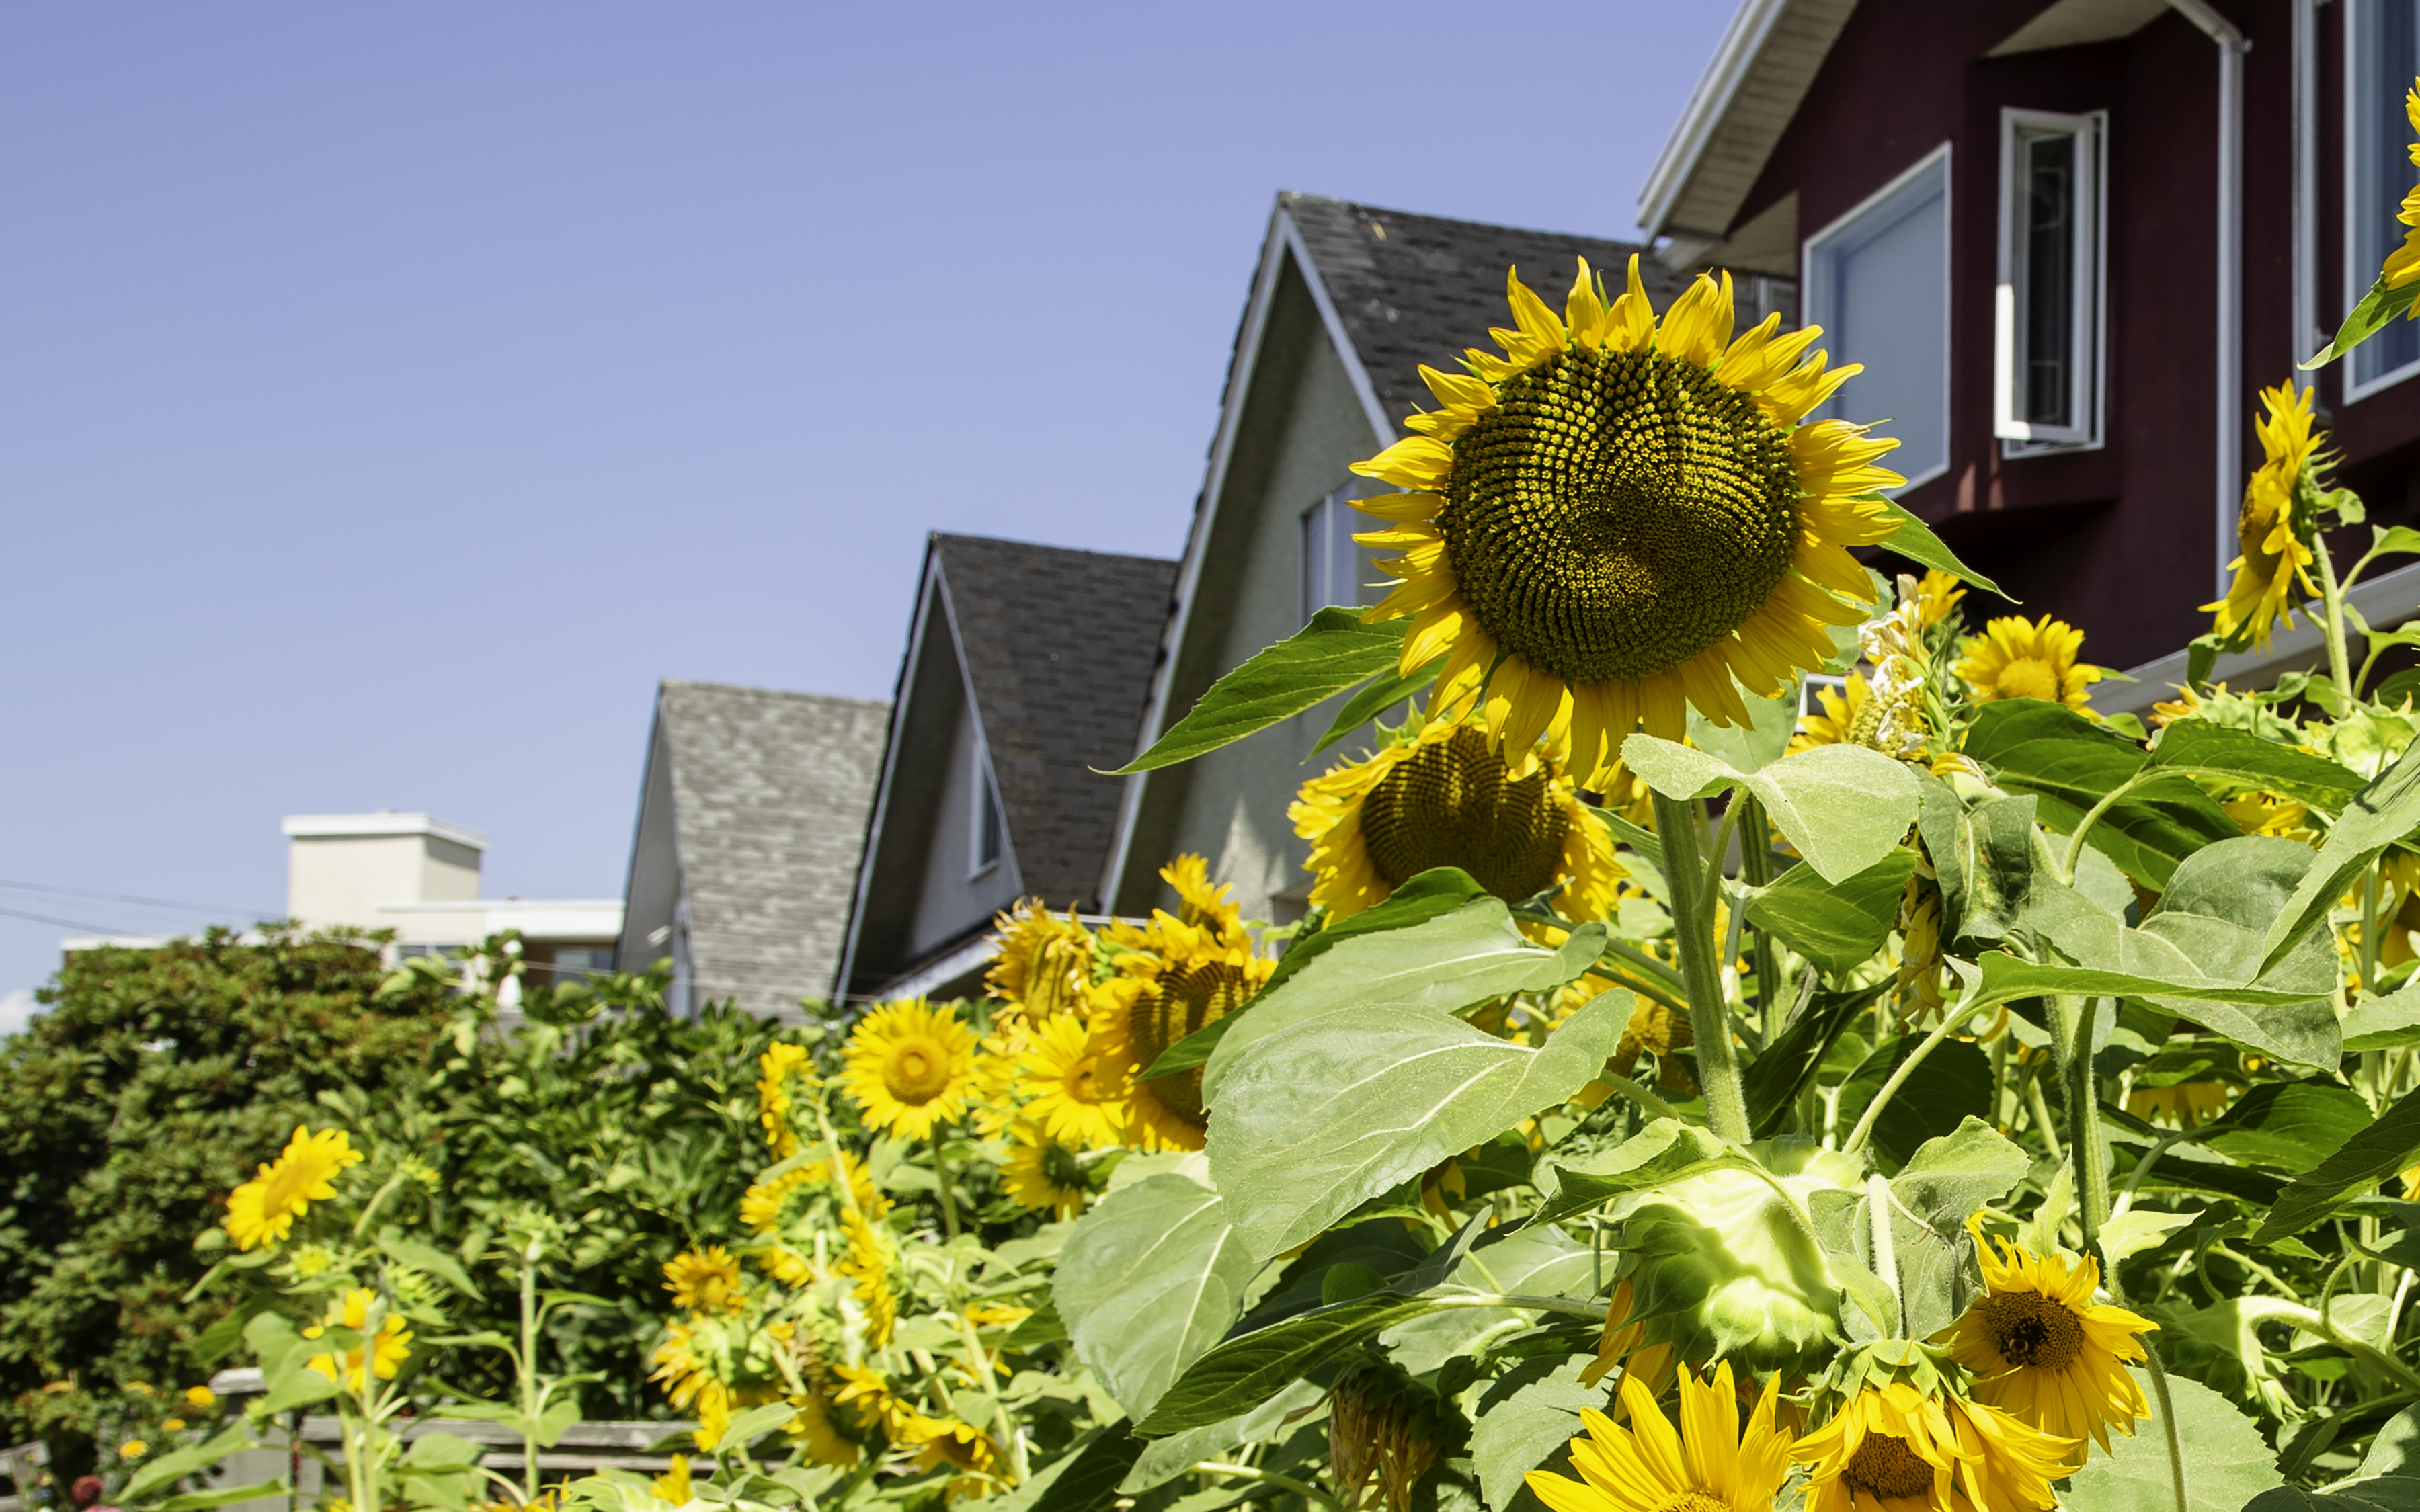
[280,812,489,933]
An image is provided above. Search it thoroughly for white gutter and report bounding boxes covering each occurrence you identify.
[2292,0,2321,379]
[2167,0,2249,601]
[1639,0,1789,238]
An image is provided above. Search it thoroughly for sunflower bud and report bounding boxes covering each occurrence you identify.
[1328,1365,1447,1512]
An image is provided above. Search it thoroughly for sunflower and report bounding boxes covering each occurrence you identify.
[1910,568,1966,630]
[741,1150,887,1285]
[1896,896,1949,1025]
[985,900,1095,1021]
[829,1363,914,1442]
[1002,1121,1092,1219]
[1793,1380,2072,1512]
[1012,1012,1130,1148]
[1952,616,2101,716]
[839,1210,898,1345]
[1289,719,1625,923]
[2125,1079,2235,1128]
[901,1414,1006,1499]
[1527,1361,1790,1512]
[1578,1277,1675,1392]
[1161,853,1244,933]
[758,1042,813,1159]
[2206,383,2324,650]
[1609,997,1696,1095]
[784,1384,867,1469]
[841,997,979,1140]
[225,1125,362,1251]
[663,1246,748,1315]
[1939,1217,2156,1457]
[304,1289,412,1392]
[651,1454,692,1502]
[1089,920,1275,1150]
[1349,257,1902,782]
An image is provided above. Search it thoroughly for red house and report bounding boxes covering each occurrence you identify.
[1646,0,2420,712]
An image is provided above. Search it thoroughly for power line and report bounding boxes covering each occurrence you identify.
[0,878,275,919]
[0,902,149,935]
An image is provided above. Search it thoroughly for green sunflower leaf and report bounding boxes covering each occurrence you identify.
[2251,1083,2420,1242]
[1961,700,2241,889]
[1199,896,1604,1096]
[1869,497,2007,598]
[2249,1480,2420,1512]
[2146,718,2368,814]
[1743,982,1888,1138]
[2259,734,2420,974]
[983,1421,1147,1512]
[2306,273,2420,370]
[1133,1291,1444,1435]
[1307,652,1444,759]
[1620,736,1921,884]
[1110,610,1406,773]
[2346,980,2420,1051]
[120,1423,255,1504]
[1742,849,1917,974]
[1467,1355,1605,1512]
[1206,989,1631,1260]
[2060,1370,2280,1512]
[1053,1173,1260,1421]
[1529,1118,1756,1228]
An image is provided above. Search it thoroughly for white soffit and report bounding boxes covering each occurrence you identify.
[1987,0,2169,57]
[1639,0,1857,242]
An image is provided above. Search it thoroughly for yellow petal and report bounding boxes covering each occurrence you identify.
[1604,255,1656,354]
[1421,363,1492,411]
[1351,490,1445,524]
[1758,352,1859,427]
[1350,435,1453,490]
[1656,270,1734,367]
[1566,257,1609,350]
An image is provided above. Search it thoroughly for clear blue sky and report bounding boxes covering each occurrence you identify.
[0,1,1734,1015]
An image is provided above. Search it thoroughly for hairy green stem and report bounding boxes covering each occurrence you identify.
[2054,995,2113,1269]
[1841,991,1994,1157]
[1192,1462,1345,1511]
[2315,523,2357,697]
[1592,1070,1685,1124]
[1738,799,1781,1028]
[2025,1070,2064,1159]
[932,1130,962,1241]
[1651,791,1749,1142]
[2060,773,2155,886]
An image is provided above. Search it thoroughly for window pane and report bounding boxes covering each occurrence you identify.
[1809,154,1950,484]
[2021,134,2076,426]
[2357,0,2420,386]
[1301,489,1368,618]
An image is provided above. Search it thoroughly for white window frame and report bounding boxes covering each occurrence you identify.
[1995,109,2107,453]
[2346,0,2420,401]
[967,753,1002,880]
[1300,485,1365,622]
[1802,142,1955,491]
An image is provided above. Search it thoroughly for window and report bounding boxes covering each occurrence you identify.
[1995,110,2107,450]
[547,946,614,984]
[969,756,1002,877]
[2349,0,2420,396]
[1301,486,1366,622]
[1804,145,1953,488]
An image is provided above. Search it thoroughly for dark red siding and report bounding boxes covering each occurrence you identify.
[1730,0,2420,669]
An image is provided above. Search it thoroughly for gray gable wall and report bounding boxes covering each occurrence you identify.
[618,681,889,1018]
[1102,193,1785,924]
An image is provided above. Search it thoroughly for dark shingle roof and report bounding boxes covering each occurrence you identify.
[659,681,889,1015]
[1280,192,1701,429]
[934,534,1178,909]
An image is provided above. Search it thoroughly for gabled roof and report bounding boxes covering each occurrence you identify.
[620,681,889,1016]
[837,534,1176,1001]
[933,534,1177,905]
[1638,0,1858,243]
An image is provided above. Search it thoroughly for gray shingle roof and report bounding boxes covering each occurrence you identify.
[659,681,889,1015]
[932,534,1177,909]
[1279,192,1705,429]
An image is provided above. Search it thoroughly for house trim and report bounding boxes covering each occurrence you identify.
[1096,204,1396,913]
[834,548,950,1004]
[2342,0,2420,405]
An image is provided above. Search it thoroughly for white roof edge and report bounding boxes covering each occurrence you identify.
[282,812,491,850]
[1640,0,1790,237]
[2095,558,2420,718]
[374,900,624,913]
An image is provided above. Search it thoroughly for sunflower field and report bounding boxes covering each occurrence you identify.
[78,68,2420,1512]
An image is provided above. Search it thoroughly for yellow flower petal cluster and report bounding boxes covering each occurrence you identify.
[1793,1380,2072,1512]
[2125,1079,2236,1128]
[1289,719,1624,923]
[1940,1217,2156,1458]
[1350,256,1902,784]
[1002,1122,1091,1219]
[1953,616,2100,716]
[758,1042,813,1159]
[1161,853,1244,933]
[2206,383,2323,650]
[841,997,978,1141]
[1527,1361,1789,1512]
[1090,904,1273,1151]
[225,1126,362,1251]
[983,900,1095,1021]
[663,1246,748,1315]
[1012,1011,1130,1149]
[2382,84,2420,294]
[304,1288,413,1392]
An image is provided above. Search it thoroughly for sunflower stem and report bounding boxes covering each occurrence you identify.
[2054,994,2113,1272]
[1650,791,1749,1144]
[932,1130,962,1241]
[2314,523,2357,698]
[1736,797,1781,1030]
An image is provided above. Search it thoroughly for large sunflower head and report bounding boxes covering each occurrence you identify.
[1792,1376,2072,1512]
[1952,615,2101,716]
[840,997,979,1141]
[1939,1216,2156,1458]
[1012,1010,1131,1149]
[740,1151,887,1285]
[1527,1361,1790,1512]
[983,900,1096,1021]
[225,1125,362,1251]
[1350,257,1904,782]
[1089,930,1274,1150]
[2206,383,2325,650]
[1289,718,1625,923]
